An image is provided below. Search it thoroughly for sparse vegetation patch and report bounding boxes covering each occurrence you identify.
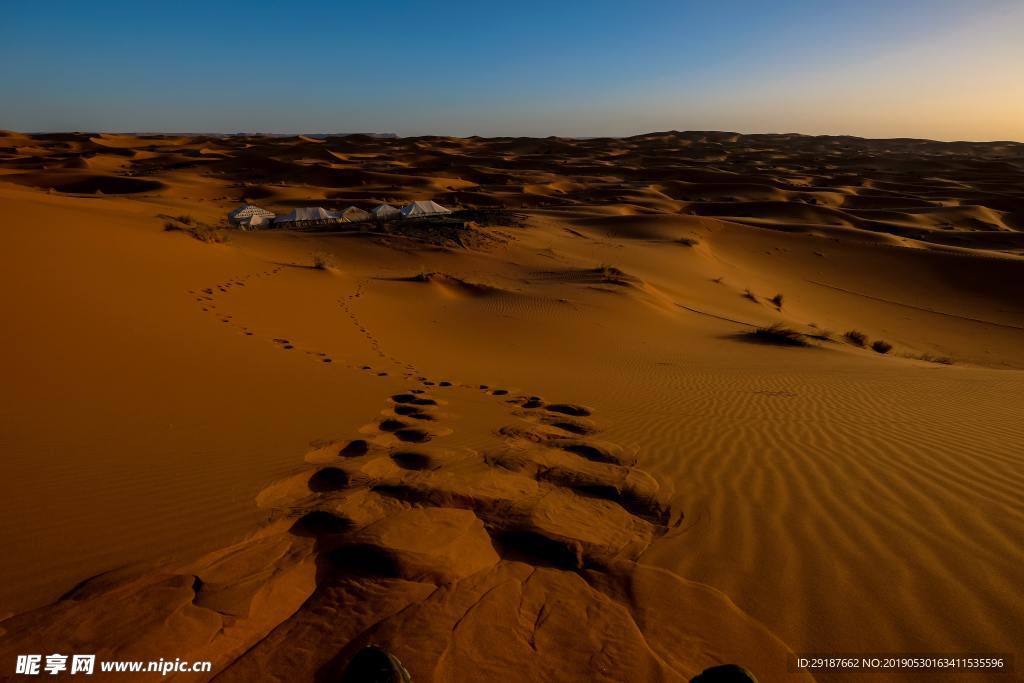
[596,263,630,283]
[806,328,835,342]
[161,214,228,243]
[744,324,811,347]
[910,353,953,365]
[844,330,868,347]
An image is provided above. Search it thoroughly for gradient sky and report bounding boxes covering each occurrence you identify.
[2,0,1023,140]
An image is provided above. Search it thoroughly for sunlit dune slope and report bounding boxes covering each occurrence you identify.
[1,130,1022,682]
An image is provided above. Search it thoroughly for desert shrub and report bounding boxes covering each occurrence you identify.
[597,263,627,282]
[711,276,723,284]
[742,289,758,303]
[871,340,893,354]
[844,330,868,347]
[769,293,784,308]
[746,324,810,347]
[312,251,335,270]
[676,236,699,247]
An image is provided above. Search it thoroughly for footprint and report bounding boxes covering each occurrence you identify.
[298,391,672,574]
[390,451,434,471]
[379,419,407,433]
[560,442,625,465]
[393,404,434,419]
[339,440,369,457]
[308,467,350,492]
[394,428,431,443]
[294,510,351,535]
[545,419,595,435]
[545,403,592,417]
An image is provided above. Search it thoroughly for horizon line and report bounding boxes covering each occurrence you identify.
[8,129,1024,145]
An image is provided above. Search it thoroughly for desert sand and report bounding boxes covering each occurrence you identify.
[0,130,1022,682]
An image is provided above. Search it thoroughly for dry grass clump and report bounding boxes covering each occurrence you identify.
[769,293,784,309]
[844,330,868,347]
[312,251,336,270]
[675,236,699,247]
[742,289,758,303]
[840,329,898,356]
[806,328,835,342]
[911,353,953,365]
[162,215,228,243]
[871,340,893,354]
[745,324,810,347]
[595,263,632,284]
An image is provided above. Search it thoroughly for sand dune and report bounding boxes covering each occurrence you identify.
[1,131,1022,682]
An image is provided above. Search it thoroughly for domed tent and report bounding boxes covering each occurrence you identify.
[370,203,401,221]
[228,204,275,229]
[400,200,451,218]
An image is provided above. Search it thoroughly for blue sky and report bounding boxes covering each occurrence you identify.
[2,0,1022,140]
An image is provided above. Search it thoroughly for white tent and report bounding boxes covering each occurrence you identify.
[229,204,275,221]
[371,203,400,221]
[274,206,337,225]
[338,205,371,223]
[240,214,273,230]
[400,200,451,218]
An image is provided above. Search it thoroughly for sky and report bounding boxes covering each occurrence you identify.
[2,0,1023,141]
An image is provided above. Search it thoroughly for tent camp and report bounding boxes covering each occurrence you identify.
[338,206,371,223]
[400,200,452,218]
[370,204,400,221]
[273,206,338,227]
[229,204,276,229]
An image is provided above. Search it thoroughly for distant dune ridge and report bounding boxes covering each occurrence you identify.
[0,129,1022,682]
